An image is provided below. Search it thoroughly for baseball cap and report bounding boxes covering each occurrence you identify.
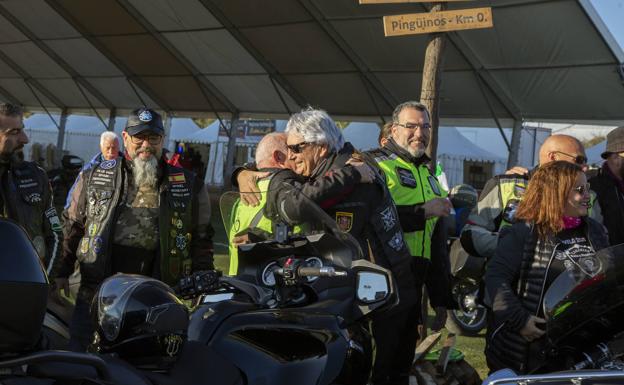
[125,108,164,136]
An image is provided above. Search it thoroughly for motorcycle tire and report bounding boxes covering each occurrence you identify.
[445,307,487,337]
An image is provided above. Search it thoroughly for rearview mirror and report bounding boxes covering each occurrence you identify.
[357,272,389,303]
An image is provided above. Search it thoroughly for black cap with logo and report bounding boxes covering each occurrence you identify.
[125,108,164,136]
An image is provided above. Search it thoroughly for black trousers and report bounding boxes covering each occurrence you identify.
[370,287,422,385]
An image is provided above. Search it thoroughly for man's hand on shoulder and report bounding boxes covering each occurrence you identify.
[237,170,270,206]
[346,158,375,183]
[505,166,529,176]
[423,197,452,218]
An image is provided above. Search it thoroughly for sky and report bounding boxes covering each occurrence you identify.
[591,0,624,50]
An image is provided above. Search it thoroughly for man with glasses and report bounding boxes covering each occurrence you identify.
[366,101,452,385]
[51,108,214,351]
[461,134,589,261]
[589,126,624,246]
[0,103,62,273]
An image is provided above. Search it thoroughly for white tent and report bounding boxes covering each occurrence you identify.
[438,127,506,188]
[587,140,607,166]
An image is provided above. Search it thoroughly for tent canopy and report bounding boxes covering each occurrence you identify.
[0,0,623,126]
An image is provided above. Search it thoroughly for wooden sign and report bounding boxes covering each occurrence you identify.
[360,0,470,3]
[383,7,493,36]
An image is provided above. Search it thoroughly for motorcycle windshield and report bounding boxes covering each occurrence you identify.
[220,182,363,261]
[543,244,624,345]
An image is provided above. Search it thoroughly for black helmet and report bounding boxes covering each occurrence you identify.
[92,274,188,368]
[449,184,478,210]
[0,219,48,355]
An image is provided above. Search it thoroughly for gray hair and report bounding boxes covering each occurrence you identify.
[392,101,430,123]
[285,107,344,153]
[255,132,287,166]
[100,131,119,146]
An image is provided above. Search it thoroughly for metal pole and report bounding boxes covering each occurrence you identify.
[507,120,523,169]
[55,108,68,168]
[224,113,239,189]
[107,108,116,131]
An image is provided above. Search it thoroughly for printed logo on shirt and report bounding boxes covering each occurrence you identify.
[396,167,416,188]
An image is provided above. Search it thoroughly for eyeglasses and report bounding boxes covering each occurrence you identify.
[130,134,162,145]
[572,183,591,196]
[286,141,312,154]
[554,151,588,165]
[394,122,431,131]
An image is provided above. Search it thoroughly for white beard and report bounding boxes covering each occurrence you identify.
[132,156,158,188]
[407,147,425,158]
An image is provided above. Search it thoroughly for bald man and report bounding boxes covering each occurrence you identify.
[227,132,298,275]
[460,134,588,259]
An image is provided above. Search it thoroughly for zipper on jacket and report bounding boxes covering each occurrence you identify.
[490,321,507,341]
[536,242,560,316]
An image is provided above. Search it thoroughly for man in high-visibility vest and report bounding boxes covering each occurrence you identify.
[227,132,295,275]
[460,134,591,260]
[367,101,452,385]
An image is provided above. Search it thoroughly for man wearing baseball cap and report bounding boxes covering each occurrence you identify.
[51,107,214,351]
[589,126,624,246]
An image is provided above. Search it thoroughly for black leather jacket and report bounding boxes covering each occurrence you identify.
[0,159,62,273]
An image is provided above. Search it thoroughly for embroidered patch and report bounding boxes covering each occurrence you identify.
[388,231,404,251]
[380,206,397,231]
[93,237,103,254]
[176,234,187,250]
[25,193,42,203]
[502,199,520,223]
[88,223,98,236]
[138,109,152,122]
[428,175,442,196]
[513,183,526,198]
[48,215,62,233]
[396,167,416,188]
[169,173,186,184]
[100,159,116,170]
[80,237,90,254]
[335,211,353,232]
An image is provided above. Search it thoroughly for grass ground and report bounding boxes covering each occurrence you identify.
[209,196,488,379]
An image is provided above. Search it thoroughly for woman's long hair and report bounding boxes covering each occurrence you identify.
[515,161,583,239]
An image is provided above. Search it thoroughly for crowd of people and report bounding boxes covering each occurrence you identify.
[1,100,623,383]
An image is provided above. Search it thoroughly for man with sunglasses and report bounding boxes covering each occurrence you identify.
[460,134,589,261]
[0,103,62,274]
[51,108,214,351]
[589,126,624,246]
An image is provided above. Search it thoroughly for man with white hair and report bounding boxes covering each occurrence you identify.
[238,108,418,385]
[99,131,121,161]
[51,108,214,351]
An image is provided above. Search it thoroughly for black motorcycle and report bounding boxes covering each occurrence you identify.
[171,190,396,385]
[483,243,624,384]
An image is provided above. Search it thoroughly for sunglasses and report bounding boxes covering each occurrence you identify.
[395,122,431,131]
[554,151,587,165]
[286,141,313,154]
[130,134,162,145]
[572,183,591,196]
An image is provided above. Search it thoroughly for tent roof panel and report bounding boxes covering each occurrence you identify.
[57,0,144,36]
[0,79,57,109]
[0,13,27,43]
[210,0,312,28]
[2,42,69,78]
[86,77,159,109]
[0,58,20,78]
[2,0,79,39]
[163,31,264,74]
[45,39,124,77]
[127,0,221,30]
[241,23,354,73]
[37,79,106,108]
[140,76,227,111]
[205,75,299,113]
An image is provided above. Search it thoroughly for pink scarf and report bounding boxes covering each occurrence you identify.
[562,216,582,229]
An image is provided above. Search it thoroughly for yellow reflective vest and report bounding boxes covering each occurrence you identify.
[375,153,447,260]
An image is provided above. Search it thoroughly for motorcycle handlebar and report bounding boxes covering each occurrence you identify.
[276,266,347,278]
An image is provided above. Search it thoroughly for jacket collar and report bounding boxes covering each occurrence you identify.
[310,142,355,179]
[384,137,430,166]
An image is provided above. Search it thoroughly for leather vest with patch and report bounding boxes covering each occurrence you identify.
[78,158,195,286]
